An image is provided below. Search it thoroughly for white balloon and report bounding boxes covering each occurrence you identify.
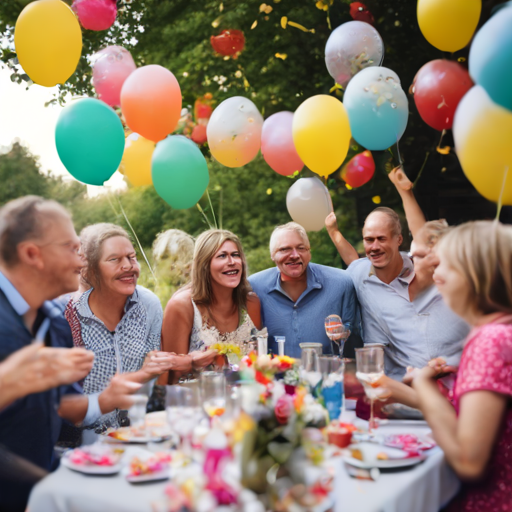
[286,177,333,232]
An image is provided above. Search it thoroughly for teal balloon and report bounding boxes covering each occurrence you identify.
[344,66,409,151]
[152,136,210,209]
[55,98,125,186]
[469,5,512,111]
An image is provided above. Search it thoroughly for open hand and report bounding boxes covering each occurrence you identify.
[388,166,413,191]
[325,212,339,233]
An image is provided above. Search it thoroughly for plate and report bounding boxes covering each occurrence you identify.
[103,426,175,444]
[125,470,170,483]
[61,453,121,475]
[382,403,424,420]
[343,442,426,470]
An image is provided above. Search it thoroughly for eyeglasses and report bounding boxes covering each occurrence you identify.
[276,246,310,256]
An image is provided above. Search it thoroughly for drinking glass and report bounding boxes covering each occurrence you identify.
[301,348,322,390]
[355,347,384,433]
[200,371,227,418]
[325,315,351,356]
[319,355,345,421]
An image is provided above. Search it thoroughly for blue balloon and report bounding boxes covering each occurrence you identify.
[343,66,409,151]
[469,5,512,112]
[55,98,125,186]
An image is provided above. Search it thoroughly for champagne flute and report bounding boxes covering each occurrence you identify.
[324,315,350,356]
[355,347,384,434]
[200,371,226,419]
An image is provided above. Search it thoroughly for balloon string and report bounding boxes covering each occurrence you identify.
[413,151,430,189]
[196,203,214,229]
[206,190,218,229]
[496,166,509,220]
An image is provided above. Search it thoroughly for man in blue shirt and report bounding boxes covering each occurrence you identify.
[249,222,361,358]
[0,196,141,512]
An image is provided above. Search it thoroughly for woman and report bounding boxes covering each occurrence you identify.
[410,221,512,510]
[159,229,261,384]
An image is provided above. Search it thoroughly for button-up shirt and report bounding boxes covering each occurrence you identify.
[249,263,360,358]
[348,253,470,379]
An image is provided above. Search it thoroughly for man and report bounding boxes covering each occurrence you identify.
[249,222,360,358]
[326,207,468,379]
[0,196,142,512]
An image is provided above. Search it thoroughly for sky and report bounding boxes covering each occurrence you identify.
[0,66,126,196]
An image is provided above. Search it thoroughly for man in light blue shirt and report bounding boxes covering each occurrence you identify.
[249,222,360,358]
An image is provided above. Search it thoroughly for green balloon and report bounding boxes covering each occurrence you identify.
[152,136,210,209]
[55,98,125,186]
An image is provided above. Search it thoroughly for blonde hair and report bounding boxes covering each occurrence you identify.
[269,222,310,258]
[191,229,251,311]
[416,219,449,248]
[436,221,512,315]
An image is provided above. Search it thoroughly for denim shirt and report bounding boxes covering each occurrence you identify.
[249,263,360,358]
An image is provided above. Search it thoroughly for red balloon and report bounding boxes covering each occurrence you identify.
[342,151,375,188]
[413,60,473,131]
[72,0,117,31]
[349,2,375,25]
[191,124,208,145]
[210,30,245,58]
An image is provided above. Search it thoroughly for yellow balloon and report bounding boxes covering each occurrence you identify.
[453,86,512,205]
[417,0,481,53]
[14,0,82,87]
[292,95,351,178]
[120,133,155,187]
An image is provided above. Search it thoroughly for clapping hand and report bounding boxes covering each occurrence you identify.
[388,166,413,191]
[189,349,219,369]
[403,357,457,385]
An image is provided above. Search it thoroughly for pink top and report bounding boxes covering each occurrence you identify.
[452,322,512,512]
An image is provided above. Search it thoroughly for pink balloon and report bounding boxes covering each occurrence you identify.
[261,112,304,176]
[92,46,136,107]
[72,0,117,31]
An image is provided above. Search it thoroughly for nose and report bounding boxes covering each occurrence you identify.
[121,257,134,270]
[289,248,300,258]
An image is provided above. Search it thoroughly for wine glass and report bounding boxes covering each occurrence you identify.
[200,371,226,419]
[324,315,351,356]
[355,347,384,433]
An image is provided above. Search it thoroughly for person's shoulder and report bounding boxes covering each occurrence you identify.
[247,291,261,306]
[164,286,193,316]
[135,285,162,309]
[472,322,512,350]
[248,267,277,286]
[346,257,370,278]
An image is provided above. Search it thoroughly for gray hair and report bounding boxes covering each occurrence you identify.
[269,222,310,257]
[365,207,402,237]
[0,195,70,267]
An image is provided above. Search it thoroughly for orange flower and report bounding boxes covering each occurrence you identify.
[294,387,307,412]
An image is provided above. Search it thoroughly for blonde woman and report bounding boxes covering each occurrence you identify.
[409,221,512,510]
[159,229,261,384]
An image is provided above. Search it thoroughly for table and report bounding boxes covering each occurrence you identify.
[28,421,460,512]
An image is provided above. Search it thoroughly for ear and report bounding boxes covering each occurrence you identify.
[17,241,45,270]
[397,234,403,247]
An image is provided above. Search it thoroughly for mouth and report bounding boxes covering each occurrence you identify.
[285,261,302,269]
[222,269,240,276]
[369,252,384,260]
[117,273,137,283]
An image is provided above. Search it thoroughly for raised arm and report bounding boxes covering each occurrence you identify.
[325,213,360,266]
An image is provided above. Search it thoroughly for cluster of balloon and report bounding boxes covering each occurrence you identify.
[55,98,125,186]
[417,0,481,52]
[469,5,512,111]
[71,0,117,31]
[286,178,333,232]
[210,30,245,58]
[120,133,155,187]
[344,67,408,150]
[14,0,82,87]
[92,46,136,107]
[293,95,351,177]
[412,60,473,131]
[152,136,210,209]
[341,151,375,188]
[207,97,263,167]
[325,21,384,88]
[349,2,375,25]
[261,112,304,176]
[453,87,512,205]
[191,95,214,145]
[121,65,182,143]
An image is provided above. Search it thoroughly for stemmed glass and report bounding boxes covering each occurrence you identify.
[355,347,384,433]
[324,315,351,356]
[200,371,227,419]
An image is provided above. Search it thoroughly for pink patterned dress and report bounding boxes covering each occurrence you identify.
[451,322,512,512]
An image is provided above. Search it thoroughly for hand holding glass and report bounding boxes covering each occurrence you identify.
[325,315,350,355]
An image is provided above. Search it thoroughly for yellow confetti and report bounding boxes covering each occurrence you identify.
[436,146,451,155]
[457,57,466,63]
[212,17,221,28]
[372,196,381,204]
[441,167,447,173]
[251,20,258,29]
[329,83,343,93]
[288,20,315,33]
[219,2,223,11]
[267,188,273,195]
[315,0,333,10]
[260,3,273,13]
[243,77,250,89]
[275,53,287,60]
[281,16,288,29]
[346,184,353,190]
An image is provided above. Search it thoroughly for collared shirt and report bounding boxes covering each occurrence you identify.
[348,253,470,379]
[248,263,360,358]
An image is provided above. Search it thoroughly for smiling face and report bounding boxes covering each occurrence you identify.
[272,229,311,279]
[362,212,402,269]
[209,240,243,289]
[97,236,140,297]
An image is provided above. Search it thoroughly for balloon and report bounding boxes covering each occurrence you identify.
[417,0,481,52]
[261,112,304,176]
[286,177,333,232]
[121,65,182,143]
[292,95,351,177]
[55,98,125,186]
[71,0,116,31]
[469,5,512,111]
[453,86,512,205]
[92,46,136,108]
[341,151,375,188]
[344,67,409,151]
[14,0,82,87]
[210,30,245,58]
[325,21,384,87]
[152,136,210,209]
[349,2,375,25]
[120,133,155,187]
[191,124,208,145]
[412,60,473,131]
[207,97,263,168]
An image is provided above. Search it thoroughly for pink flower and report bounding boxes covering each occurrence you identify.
[275,395,294,425]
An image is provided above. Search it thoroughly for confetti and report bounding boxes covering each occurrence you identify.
[372,195,381,204]
[251,20,258,29]
[275,53,287,60]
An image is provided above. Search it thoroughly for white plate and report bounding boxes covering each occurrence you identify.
[125,469,170,483]
[343,442,426,469]
[61,453,121,475]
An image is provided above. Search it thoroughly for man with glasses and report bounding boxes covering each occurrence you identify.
[248,222,360,358]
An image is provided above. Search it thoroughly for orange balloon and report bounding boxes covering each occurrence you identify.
[120,65,182,142]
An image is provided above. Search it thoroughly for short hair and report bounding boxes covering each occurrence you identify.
[80,223,133,289]
[416,219,449,248]
[0,195,70,267]
[365,207,402,237]
[436,221,512,315]
[269,222,310,258]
